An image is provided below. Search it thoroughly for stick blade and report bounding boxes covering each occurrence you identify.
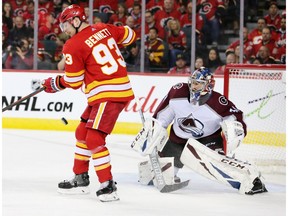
[160,180,190,193]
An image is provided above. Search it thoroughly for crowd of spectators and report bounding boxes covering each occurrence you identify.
[2,0,286,73]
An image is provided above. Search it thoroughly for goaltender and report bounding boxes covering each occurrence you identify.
[132,67,267,195]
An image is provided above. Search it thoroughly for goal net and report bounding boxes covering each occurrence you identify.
[224,64,286,174]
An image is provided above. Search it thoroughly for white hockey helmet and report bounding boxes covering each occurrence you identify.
[188,67,215,102]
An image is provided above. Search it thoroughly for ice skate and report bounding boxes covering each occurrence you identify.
[245,177,268,195]
[58,172,90,194]
[96,180,119,202]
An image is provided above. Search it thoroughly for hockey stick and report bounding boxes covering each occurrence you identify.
[2,87,45,112]
[135,98,189,193]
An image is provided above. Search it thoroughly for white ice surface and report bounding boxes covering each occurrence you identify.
[2,129,286,216]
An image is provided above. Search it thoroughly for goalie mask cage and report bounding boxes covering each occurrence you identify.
[223,64,286,174]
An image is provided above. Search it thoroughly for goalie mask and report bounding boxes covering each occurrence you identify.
[188,67,215,103]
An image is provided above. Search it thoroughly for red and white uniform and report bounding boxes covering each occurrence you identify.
[197,0,225,21]
[62,23,136,105]
[180,12,204,34]
[251,39,279,59]
[167,30,187,49]
[226,38,253,62]
[264,13,282,30]
[153,83,246,144]
[154,8,182,28]
[108,14,127,26]
[60,23,136,182]
[248,29,262,45]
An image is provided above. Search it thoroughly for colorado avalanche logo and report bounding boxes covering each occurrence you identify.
[177,113,204,137]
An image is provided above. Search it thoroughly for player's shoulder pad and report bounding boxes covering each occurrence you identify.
[168,83,189,99]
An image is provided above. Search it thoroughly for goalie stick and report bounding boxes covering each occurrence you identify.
[2,87,45,112]
[135,98,189,193]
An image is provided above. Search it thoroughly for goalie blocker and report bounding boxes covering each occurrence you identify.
[180,138,268,195]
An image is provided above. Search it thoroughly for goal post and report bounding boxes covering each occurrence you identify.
[223,64,286,173]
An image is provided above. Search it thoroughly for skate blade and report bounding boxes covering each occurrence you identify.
[57,186,90,195]
[98,192,120,202]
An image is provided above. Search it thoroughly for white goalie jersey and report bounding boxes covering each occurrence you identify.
[152,83,247,146]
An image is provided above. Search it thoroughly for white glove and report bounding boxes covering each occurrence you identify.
[131,118,168,156]
[221,120,244,155]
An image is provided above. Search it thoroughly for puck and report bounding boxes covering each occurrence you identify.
[61,117,68,125]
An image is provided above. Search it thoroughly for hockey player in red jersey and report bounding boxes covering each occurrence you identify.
[41,4,136,202]
[132,67,267,195]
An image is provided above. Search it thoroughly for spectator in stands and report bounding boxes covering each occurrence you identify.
[194,56,205,70]
[257,45,277,64]
[2,2,14,33]
[275,16,286,64]
[130,3,142,26]
[126,15,141,40]
[264,1,282,32]
[4,37,33,69]
[250,27,279,61]
[223,0,240,33]
[145,10,165,40]
[276,17,286,47]
[145,27,166,72]
[251,57,261,64]
[276,45,286,64]
[154,0,182,31]
[38,11,58,41]
[166,18,187,67]
[53,32,69,64]
[225,27,253,63]
[168,53,191,74]
[125,0,141,13]
[125,42,150,72]
[214,52,236,75]
[39,0,54,14]
[22,0,34,25]
[10,0,27,17]
[198,0,226,46]
[93,16,103,24]
[180,2,204,51]
[93,0,118,14]
[7,16,33,45]
[2,31,10,68]
[206,47,224,73]
[248,17,267,45]
[108,3,128,26]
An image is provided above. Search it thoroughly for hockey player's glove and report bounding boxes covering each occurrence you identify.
[42,75,66,93]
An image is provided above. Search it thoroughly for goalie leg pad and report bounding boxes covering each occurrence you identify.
[180,138,262,194]
[138,157,175,186]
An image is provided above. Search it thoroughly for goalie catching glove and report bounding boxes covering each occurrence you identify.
[131,118,168,156]
[220,120,244,155]
[42,75,66,93]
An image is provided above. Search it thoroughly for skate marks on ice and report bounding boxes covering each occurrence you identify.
[2,129,286,216]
